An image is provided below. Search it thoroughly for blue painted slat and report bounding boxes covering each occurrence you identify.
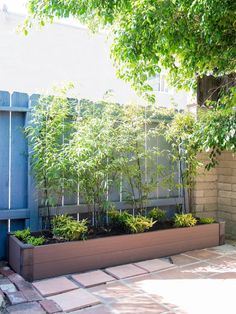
[0,112,9,209]
[11,112,28,209]
[0,91,10,107]
[27,95,40,230]
[30,94,40,106]
[0,209,30,220]
[12,92,29,108]
[0,221,8,259]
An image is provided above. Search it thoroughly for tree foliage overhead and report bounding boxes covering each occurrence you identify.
[25,0,236,94]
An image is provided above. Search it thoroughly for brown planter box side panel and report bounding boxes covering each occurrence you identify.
[8,223,222,281]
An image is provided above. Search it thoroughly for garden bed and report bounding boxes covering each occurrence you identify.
[8,221,225,281]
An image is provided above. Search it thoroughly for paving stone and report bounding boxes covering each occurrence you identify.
[170,254,199,266]
[228,253,236,259]
[153,267,201,280]
[5,291,27,305]
[47,289,100,312]
[105,263,147,279]
[210,272,236,279]
[8,274,32,291]
[70,304,112,313]
[0,278,17,293]
[22,288,43,301]
[0,269,15,277]
[134,258,174,272]
[208,256,236,270]
[0,289,5,309]
[209,244,236,254]
[184,249,221,260]
[71,270,115,288]
[6,301,46,314]
[33,276,78,297]
[88,281,137,303]
[8,274,24,284]
[39,299,62,314]
[180,262,218,278]
[109,295,168,314]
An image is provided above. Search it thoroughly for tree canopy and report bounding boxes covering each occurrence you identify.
[25,0,236,96]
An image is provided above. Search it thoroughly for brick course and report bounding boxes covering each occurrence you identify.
[193,151,236,238]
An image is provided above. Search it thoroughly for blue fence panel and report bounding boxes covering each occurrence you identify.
[11,113,28,209]
[0,112,10,209]
[0,91,38,259]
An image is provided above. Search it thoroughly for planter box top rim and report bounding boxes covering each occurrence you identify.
[9,222,221,249]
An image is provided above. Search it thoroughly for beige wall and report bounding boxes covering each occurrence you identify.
[193,152,236,238]
[0,11,189,108]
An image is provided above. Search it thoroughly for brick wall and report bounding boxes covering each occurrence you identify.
[193,152,236,238]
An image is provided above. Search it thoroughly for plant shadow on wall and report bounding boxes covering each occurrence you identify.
[23,85,235,243]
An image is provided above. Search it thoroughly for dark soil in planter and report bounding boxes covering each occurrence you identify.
[20,217,212,245]
[28,220,176,245]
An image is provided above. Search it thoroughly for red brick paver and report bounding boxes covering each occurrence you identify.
[6,301,46,314]
[39,299,63,314]
[5,290,27,305]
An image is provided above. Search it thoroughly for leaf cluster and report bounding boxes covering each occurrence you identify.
[24,0,236,95]
[25,86,78,208]
[14,228,45,246]
[194,89,236,169]
[199,217,215,224]
[147,207,166,221]
[108,209,156,233]
[52,214,88,241]
[174,213,197,228]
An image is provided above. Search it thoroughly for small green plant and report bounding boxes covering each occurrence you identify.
[125,215,156,233]
[174,213,197,228]
[14,229,45,246]
[52,214,88,241]
[14,228,31,242]
[26,236,45,246]
[199,217,215,224]
[148,208,166,221]
[109,209,156,233]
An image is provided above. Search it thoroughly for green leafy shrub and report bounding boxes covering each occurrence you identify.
[52,214,88,241]
[148,208,166,221]
[14,229,45,246]
[109,209,156,233]
[26,236,45,246]
[126,215,156,233]
[174,213,197,228]
[199,217,215,224]
[14,228,31,242]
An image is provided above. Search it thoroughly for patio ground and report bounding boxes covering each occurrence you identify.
[1,241,236,313]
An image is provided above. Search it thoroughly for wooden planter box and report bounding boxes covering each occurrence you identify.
[8,221,225,282]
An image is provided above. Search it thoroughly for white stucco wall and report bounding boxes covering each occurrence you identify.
[0,11,189,108]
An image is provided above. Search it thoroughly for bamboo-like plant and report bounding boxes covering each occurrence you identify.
[25,86,78,227]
